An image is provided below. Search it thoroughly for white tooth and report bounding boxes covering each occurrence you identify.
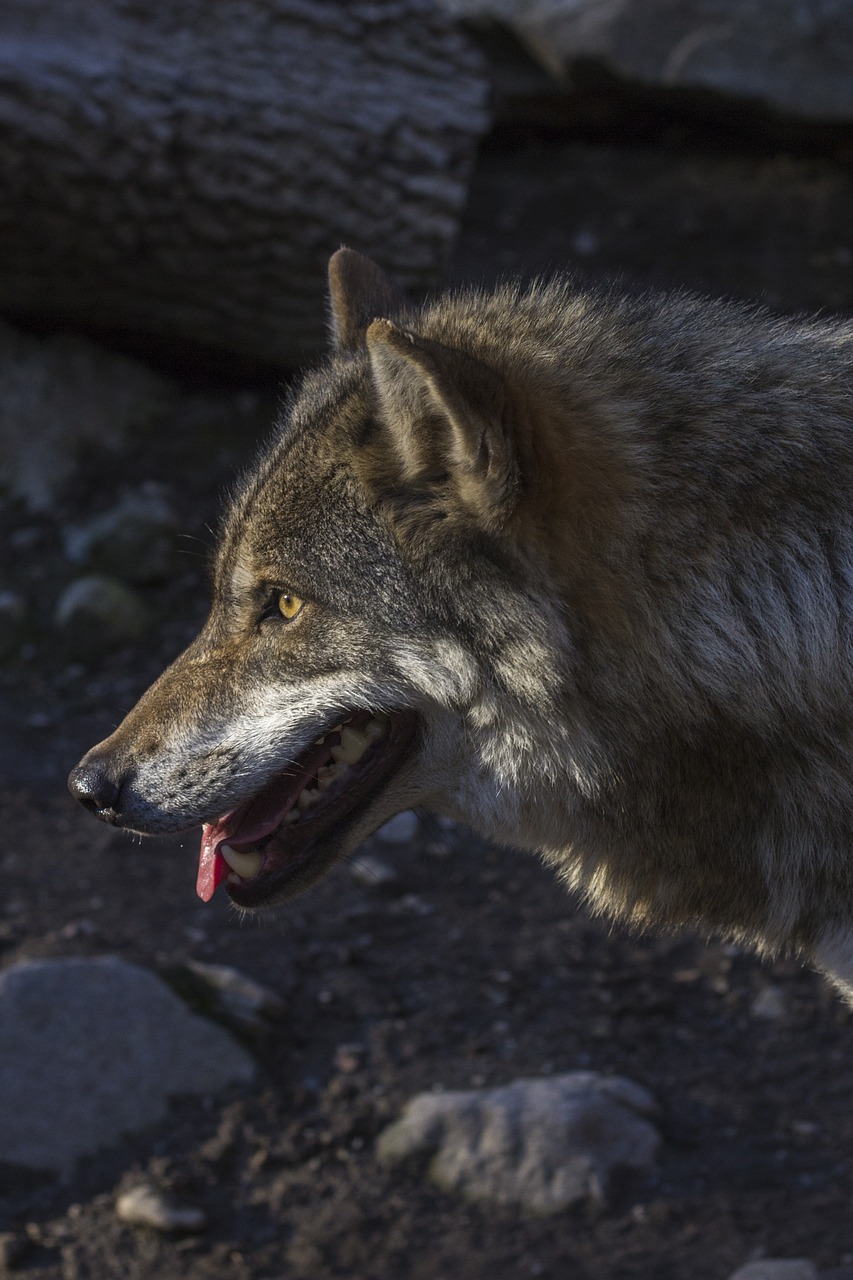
[221,844,264,879]
[282,808,300,824]
[364,716,388,742]
[317,763,344,791]
[313,734,327,747]
[297,788,320,809]
[335,725,370,764]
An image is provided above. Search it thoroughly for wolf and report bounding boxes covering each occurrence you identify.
[69,248,853,1002]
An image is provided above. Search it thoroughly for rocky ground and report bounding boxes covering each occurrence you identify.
[3,106,853,1280]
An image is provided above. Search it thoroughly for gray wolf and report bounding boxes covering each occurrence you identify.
[69,248,853,1002]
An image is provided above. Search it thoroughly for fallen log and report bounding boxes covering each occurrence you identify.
[0,0,488,369]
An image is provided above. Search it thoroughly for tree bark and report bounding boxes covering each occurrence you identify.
[0,0,488,369]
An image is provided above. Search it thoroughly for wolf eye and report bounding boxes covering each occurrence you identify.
[277,591,304,621]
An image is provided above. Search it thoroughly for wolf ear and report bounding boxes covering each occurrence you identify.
[327,248,405,353]
[365,318,518,527]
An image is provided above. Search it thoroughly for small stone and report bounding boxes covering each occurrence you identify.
[350,854,399,887]
[54,575,149,658]
[334,1042,367,1074]
[751,984,787,1021]
[728,1261,817,1280]
[376,811,419,844]
[64,485,177,584]
[179,960,286,1028]
[377,1072,660,1213]
[115,1183,206,1234]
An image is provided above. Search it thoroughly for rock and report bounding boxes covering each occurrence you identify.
[0,321,172,511]
[350,853,400,887]
[334,1042,367,1074]
[54,575,149,657]
[438,0,853,124]
[0,591,27,660]
[0,956,255,1175]
[750,983,788,1021]
[176,960,287,1031]
[115,1183,206,1234]
[63,485,177,585]
[728,1261,818,1280]
[375,811,420,844]
[376,1072,660,1213]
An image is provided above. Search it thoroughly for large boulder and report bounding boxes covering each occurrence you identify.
[0,956,255,1176]
[377,1071,660,1212]
[440,0,853,123]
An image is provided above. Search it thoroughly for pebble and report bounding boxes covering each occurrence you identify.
[728,1261,817,1280]
[751,984,788,1021]
[180,959,287,1028]
[375,811,419,844]
[115,1183,206,1234]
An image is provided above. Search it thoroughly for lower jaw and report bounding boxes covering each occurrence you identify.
[224,711,420,908]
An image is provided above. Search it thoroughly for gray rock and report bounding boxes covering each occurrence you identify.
[728,1261,818,1280]
[64,485,177,585]
[439,0,853,123]
[180,959,287,1029]
[0,322,172,510]
[750,983,788,1021]
[54,575,149,657]
[375,811,420,844]
[115,1183,206,1234]
[0,956,255,1175]
[376,1072,660,1213]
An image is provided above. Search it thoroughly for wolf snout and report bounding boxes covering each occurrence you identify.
[68,752,124,823]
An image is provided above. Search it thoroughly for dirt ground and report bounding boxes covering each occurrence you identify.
[4,124,853,1280]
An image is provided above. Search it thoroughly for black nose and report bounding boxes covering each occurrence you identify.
[67,757,122,817]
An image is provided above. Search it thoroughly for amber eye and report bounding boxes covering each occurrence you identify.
[277,591,303,621]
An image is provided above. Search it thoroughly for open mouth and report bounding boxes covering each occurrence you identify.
[197,709,419,907]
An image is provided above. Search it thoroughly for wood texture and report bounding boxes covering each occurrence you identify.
[0,0,488,367]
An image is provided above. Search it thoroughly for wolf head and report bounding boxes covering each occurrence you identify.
[68,250,575,909]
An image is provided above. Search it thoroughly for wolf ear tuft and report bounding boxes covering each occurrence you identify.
[365,318,517,528]
[328,248,405,353]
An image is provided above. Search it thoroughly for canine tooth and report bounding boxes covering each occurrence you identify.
[221,844,264,879]
[335,726,370,764]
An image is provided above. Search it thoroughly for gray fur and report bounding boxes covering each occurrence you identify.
[69,250,853,997]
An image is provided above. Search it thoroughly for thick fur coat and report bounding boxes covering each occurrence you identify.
[70,250,853,999]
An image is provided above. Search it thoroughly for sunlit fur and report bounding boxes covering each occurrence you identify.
[72,251,853,998]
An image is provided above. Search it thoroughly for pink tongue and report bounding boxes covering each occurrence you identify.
[194,720,369,902]
[197,824,229,902]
